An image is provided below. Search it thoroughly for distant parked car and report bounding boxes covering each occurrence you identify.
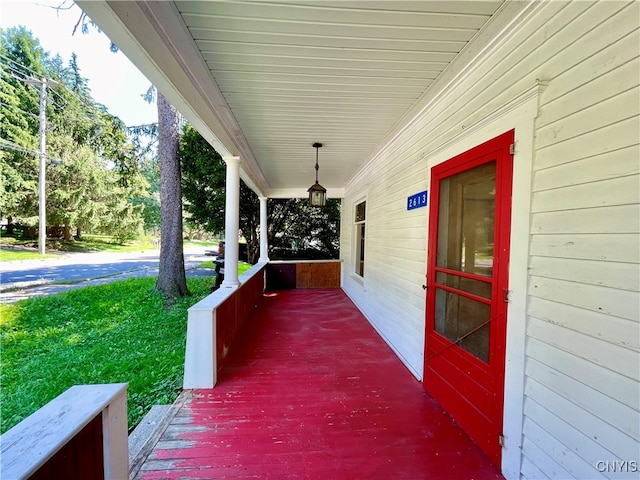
[205,241,248,263]
[205,241,225,257]
[211,242,225,291]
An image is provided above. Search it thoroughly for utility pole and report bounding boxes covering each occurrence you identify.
[25,76,50,254]
[38,78,48,254]
[24,75,57,254]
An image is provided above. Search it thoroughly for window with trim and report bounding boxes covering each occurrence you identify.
[355,201,366,277]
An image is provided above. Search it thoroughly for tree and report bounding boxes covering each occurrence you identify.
[135,156,161,235]
[180,125,226,233]
[239,185,260,263]
[180,126,340,263]
[155,92,189,299]
[268,199,340,259]
[1,27,146,242]
[0,27,45,221]
[180,125,260,263]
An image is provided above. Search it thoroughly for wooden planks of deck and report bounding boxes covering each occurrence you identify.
[135,289,503,479]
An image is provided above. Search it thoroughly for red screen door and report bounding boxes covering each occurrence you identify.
[423,130,514,467]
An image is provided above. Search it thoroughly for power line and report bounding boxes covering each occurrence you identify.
[0,101,106,141]
[0,101,39,120]
[47,88,70,108]
[2,57,147,157]
[3,55,151,128]
[0,138,38,156]
[0,53,47,80]
[4,71,40,95]
[3,64,34,83]
[2,54,99,115]
[0,138,62,164]
[3,67,110,126]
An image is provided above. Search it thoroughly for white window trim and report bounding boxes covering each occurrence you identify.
[352,197,367,282]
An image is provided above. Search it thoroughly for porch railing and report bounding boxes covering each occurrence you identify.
[184,262,268,389]
[183,259,341,389]
[265,259,341,290]
[0,383,128,480]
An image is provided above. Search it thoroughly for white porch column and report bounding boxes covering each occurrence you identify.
[222,156,240,287]
[258,196,270,263]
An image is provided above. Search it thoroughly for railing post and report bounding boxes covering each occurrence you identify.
[102,385,129,480]
[184,306,217,389]
[183,264,266,390]
[259,196,270,263]
[0,384,128,480]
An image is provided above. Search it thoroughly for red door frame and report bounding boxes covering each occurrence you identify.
[423,130,514,467]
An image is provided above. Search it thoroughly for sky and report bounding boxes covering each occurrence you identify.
[1,0,157,126]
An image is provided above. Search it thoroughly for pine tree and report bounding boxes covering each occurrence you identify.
[0,27,43,220]
[1,27,145,243]
[155,92,189,299]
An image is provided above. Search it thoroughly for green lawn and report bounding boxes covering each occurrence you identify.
[0,249,59,262]
[0,276,212,434]
[0,236,224,262]
[199,260,253,276]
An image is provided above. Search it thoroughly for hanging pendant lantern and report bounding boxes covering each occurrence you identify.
[307,142,327,207]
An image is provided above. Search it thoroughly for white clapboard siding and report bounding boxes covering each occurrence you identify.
[526,404,623,480]
[537,57,640,129]
[535,87,639,150]
[522,413,609,480]
[528,296,639,350]
[531,175,639,213]
[528,257,639,291]
[341,1,639,477]
[535,116,639,171]
[529,233,639,263]
[520,434,576,480]
[529,276,639,321]
[525,378,638,461]
[521,455,559,480]
[527,337,639,412]
[540,27,639,106]
[419,1,631,162]
[528,317,638,381]
[526,3,640,475]
[526,357,639,440]
[533,146,639,191]
[531,205,639,234]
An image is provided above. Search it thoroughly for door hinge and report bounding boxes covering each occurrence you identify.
[509,143,516,155]
[504,289,512,303]
[499,435,506,447]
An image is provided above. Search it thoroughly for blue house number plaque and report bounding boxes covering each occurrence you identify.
[407,190,428,210]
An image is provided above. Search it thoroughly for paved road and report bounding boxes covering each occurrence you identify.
[0,247,216,303]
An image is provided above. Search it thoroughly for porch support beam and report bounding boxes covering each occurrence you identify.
[258,196,270,263]
[223,156,240,288]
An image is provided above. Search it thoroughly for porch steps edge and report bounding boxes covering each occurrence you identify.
[128,390,192,479]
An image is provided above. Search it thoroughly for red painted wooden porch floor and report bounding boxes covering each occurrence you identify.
[136,289,503,479]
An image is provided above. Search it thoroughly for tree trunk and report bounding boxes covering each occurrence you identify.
[155,92,189,300]
[245,226,259,264]
[63,225,73,242]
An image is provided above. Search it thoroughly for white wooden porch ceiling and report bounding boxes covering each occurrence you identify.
[77,1,509,198]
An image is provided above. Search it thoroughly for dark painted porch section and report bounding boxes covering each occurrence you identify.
[136,289,503,479]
